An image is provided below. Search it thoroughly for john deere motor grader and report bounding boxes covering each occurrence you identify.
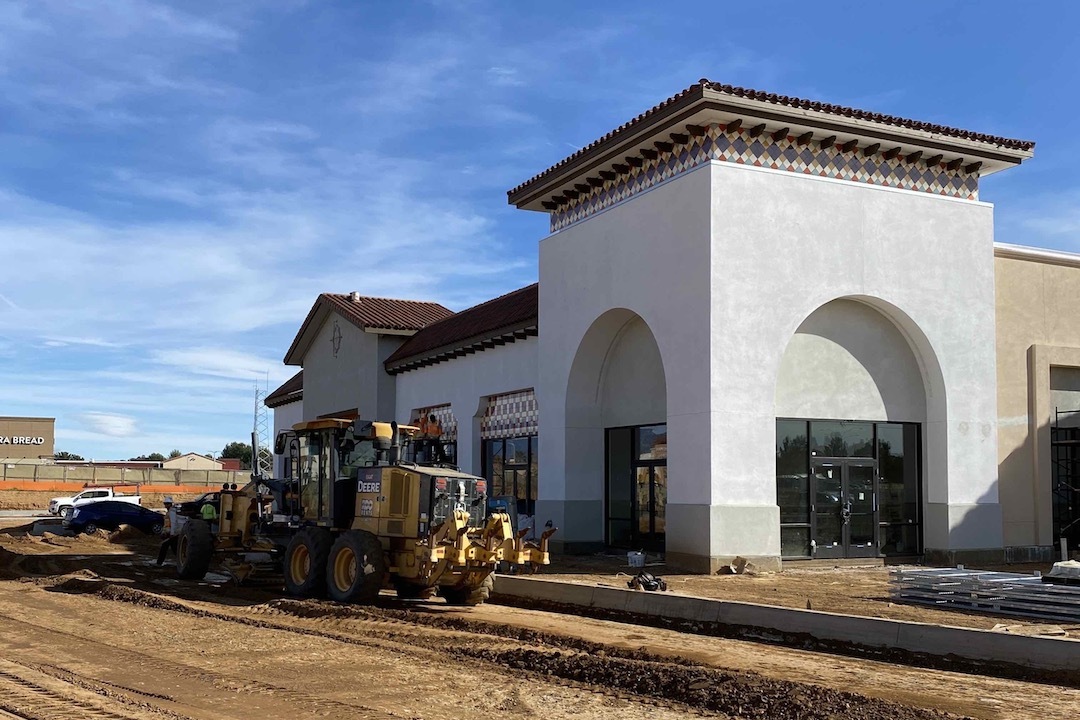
[174,419,554,605]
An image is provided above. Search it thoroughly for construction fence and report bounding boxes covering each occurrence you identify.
[0,463,248,489]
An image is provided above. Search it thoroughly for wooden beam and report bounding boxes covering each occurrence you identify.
[624,156,643,168]
[640,148,658,160]
[599,170,616,181]
[612,163,629,174]
[541,201,558,210]
[819,135,836,150]
[685,124,706,137]
[924,154,943,168]
[862,143,881,157]
[725,118,742,134]
[563,189,579,200]
[525,327,539,336]
[840,139,858,153]
[653,141,673,153]
[771,127,790,141]
[883,146,902,161]
[905,150,923,165]
[964,161,982,174]
[748,123,767,138]
[946,157,964,172]
[669,132,689,145]
[574,183,591,194]
[481,339,496,349]
[796,131,813,146]
[587,176,604,187]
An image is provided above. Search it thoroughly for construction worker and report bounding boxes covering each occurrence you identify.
[200,499,218,522]
[156,497,177,566]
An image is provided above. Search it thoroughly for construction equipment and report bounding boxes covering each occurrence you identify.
[173,419,555,605]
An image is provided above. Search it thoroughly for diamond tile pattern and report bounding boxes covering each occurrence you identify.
[481,389,538,440]
[549,123,980,232]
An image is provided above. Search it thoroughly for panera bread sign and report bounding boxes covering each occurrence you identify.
[0,436,46,445]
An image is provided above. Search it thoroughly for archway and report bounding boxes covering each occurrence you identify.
[774,297,946,560]
[565,309,667,550]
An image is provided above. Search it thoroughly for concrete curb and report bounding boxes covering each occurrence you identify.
[492,575,1080,672]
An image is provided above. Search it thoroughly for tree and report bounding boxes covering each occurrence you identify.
[168,449,182,459]
[128,453,166,462]
[54,450,84,461]
[221,441,253,469]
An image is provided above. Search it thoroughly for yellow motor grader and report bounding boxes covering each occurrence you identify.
[173,419,554,605]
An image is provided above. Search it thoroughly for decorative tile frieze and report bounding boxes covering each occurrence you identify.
[549,123,980,232]
[481,389,538,440]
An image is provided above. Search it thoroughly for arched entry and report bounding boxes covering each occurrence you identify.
[566,309,667,551]
[774,298,945,560]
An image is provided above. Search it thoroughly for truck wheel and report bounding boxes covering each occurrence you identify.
[83,523,98,536]
[59,506,72,517]
[326,531,385,604]
[441,573,494,606]
[284,527,332,597]
[176,520,213,580]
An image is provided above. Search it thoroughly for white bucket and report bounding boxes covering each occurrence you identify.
[627,551,646,568]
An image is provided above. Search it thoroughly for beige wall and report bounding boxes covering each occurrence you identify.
[995,249,1080,547]
[0,417,55,460]
[162,453,221,470]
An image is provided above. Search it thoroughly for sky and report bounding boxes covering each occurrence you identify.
[0,0,1077,460]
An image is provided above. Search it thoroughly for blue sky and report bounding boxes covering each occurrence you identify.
[0,0,1077,459]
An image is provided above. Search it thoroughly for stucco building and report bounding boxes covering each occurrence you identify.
[268,80,1080,571]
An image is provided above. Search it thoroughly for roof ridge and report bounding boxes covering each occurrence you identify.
[322,292,451,308]
[419,283,538,330]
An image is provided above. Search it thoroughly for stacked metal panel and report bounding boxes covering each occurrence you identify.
[890,568,1080,623]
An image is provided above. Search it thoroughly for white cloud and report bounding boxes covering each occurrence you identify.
[78,412,139,438]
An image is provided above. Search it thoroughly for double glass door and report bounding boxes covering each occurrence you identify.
[812,460,876,558]
[635,465,667,551]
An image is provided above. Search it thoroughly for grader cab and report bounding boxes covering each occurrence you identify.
[174,418,554,606]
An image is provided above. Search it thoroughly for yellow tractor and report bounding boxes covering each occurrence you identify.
[173,419,554,605]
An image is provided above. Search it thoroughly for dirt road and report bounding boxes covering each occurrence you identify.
[1,529,1077,720]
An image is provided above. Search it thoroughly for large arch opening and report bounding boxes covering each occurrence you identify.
[566,309,667,551]
[774,297,945,560]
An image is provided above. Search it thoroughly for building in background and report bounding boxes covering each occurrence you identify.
[0,417,55,462]
[269,81,1080,570]
[162,453,225,471]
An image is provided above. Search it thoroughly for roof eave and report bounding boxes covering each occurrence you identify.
[510,90,1034,211]
[385,319,538,373]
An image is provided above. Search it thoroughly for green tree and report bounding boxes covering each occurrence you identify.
[221,441,253,469]
[54,450,84,461]
[168,449,182,459]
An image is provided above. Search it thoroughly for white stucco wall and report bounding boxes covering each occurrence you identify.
[710,160,1000,553]
[271,399,303,478]
[775,299,926,422]
[301,313,406,421]
[393,337,539,477]
[601,316,666,428]
[539,158,1001,566]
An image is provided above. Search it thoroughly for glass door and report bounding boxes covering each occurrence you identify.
[811,460,877,558]
[634,466,666,551]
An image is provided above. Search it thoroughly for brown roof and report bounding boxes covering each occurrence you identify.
[508,79,1035,205]
[284,293,453,365]
[385,284,538,373]
[265,370,303,409]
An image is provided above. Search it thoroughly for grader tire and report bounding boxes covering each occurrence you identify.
[395,581,437,600]
[284,527,332,597]
[326,531,386,604]
[441,573,494,606]
[176,519,213,580]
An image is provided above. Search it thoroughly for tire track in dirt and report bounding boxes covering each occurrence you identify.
[0,662,150,720]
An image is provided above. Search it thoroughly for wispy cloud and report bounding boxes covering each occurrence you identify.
[77,412,139,438]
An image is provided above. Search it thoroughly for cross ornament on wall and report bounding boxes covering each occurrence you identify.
[330,320,342,358]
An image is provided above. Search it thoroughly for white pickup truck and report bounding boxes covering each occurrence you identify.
[48,486,142,516]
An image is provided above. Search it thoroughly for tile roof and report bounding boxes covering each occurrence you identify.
[508,79,1035,204]
[265,370,303,408]
[321,293,453,332]
[385,284,538,372]
[284,293,453,365]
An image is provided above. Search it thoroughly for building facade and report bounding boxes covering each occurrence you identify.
[0,416,55,462]
[269,80,1080,571]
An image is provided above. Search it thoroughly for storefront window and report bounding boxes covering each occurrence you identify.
[483,436,536,515]
[877,423,920,555]
[810,421,874,458]
[776,420,810,556]
[637,425,667,461]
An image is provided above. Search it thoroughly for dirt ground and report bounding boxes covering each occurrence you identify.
[1,525,1078,720]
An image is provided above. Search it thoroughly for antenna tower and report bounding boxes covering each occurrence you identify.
[253,375,273,477]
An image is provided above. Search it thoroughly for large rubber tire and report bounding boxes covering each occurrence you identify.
[284,527,332,597]
[326,531,386,604]
[394,581,437,600]
[176,519,213,580]
[441,573,494,607]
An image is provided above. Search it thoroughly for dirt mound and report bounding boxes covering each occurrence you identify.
[97,584,194,612]
[464,647,964,720]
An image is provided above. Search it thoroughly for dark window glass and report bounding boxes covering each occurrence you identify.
[877,424,919,524]
[606,428,633,544]
[637,425,667,461]
[781,526,811,557]
[529,436,538,513]
[811,421,873,458]
[776,420,809,524]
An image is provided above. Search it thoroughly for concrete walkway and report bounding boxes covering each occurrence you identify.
[493,575,1080,673]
